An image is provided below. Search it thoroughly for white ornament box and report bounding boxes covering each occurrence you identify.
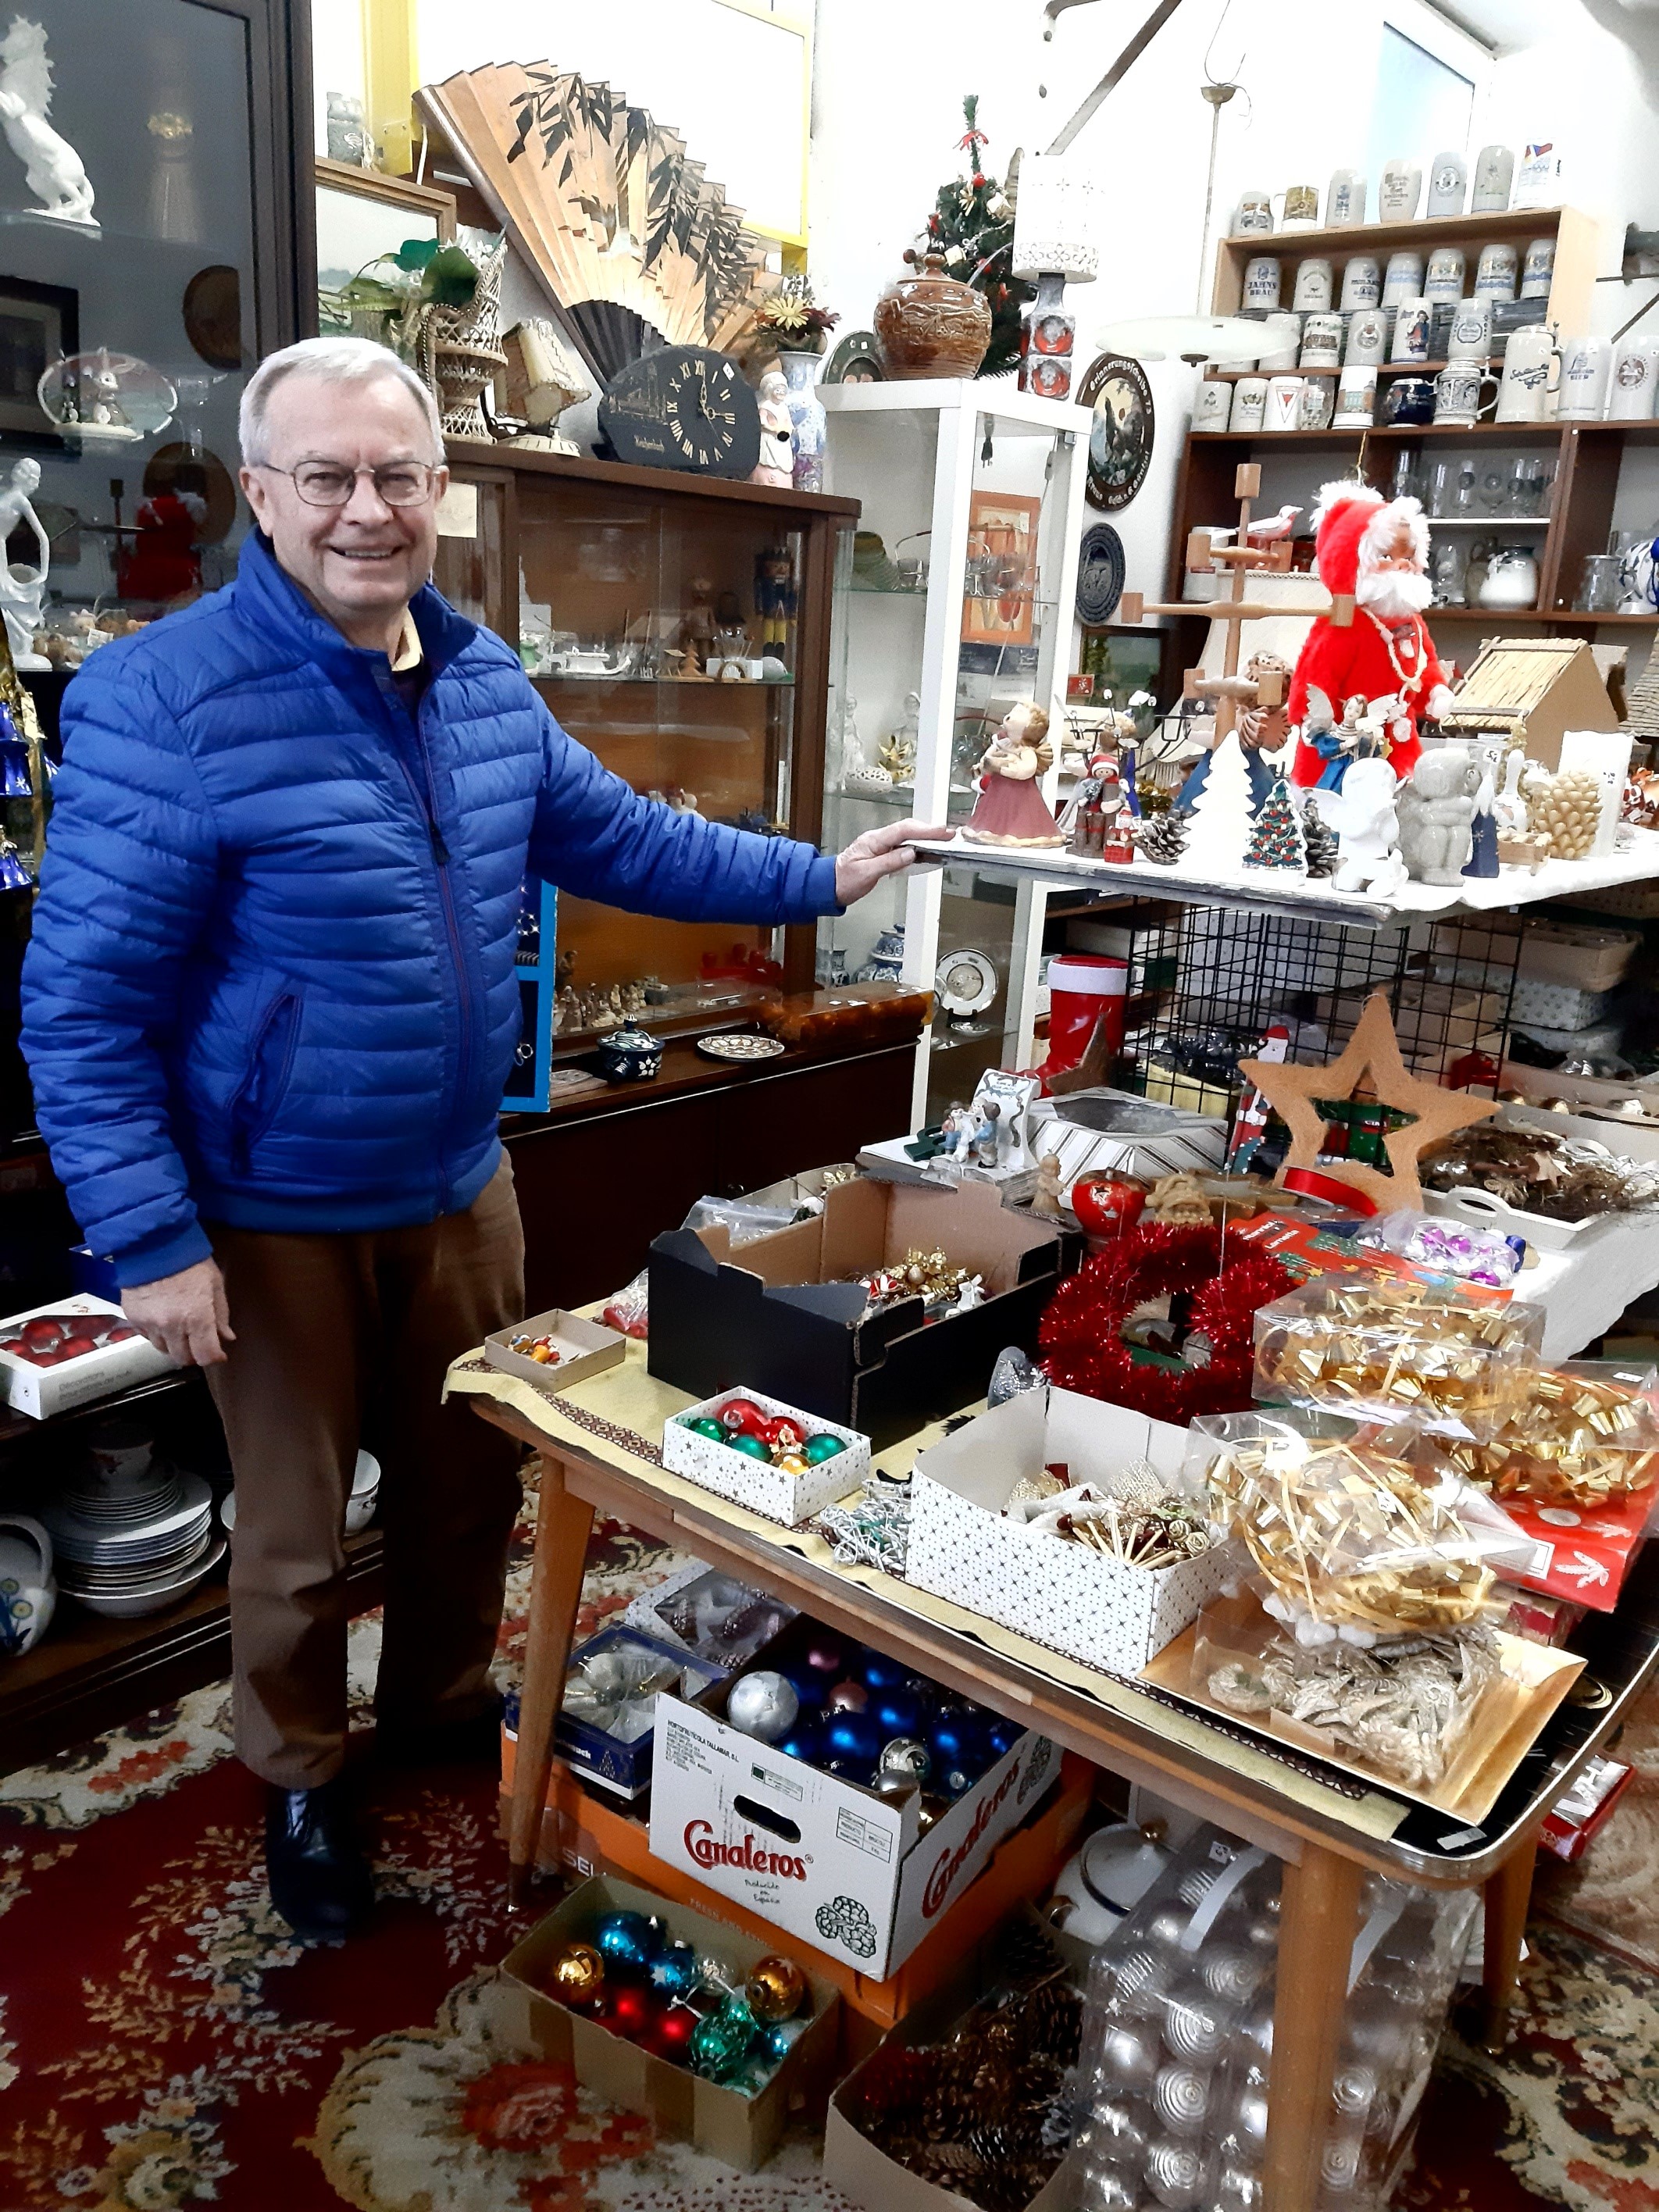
[660,1388,869,1526]
[0,1295,174,1419]
[909,1387,1236,1675]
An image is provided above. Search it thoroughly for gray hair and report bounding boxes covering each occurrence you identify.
[238,336,444,466]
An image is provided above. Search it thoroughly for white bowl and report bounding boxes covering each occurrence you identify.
[67,1536,227,1618]
[221,1484,378,1534]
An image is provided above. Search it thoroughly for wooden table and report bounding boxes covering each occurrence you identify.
[454,1351,1659,2212]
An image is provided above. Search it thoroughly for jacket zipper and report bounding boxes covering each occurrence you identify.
[413,697,473,1194]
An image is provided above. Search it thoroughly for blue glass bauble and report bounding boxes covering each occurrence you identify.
[594,1911,661,1971]
[823,1709,883,1768]
[784,1663,829,1710]
[928,1710,989,1793]
[764,2014,811,2062]
[822,1754,872,1781]
[986,1717,1025,1758]
[860,1650,911,1696]
[777,1719,824,1766]
[871,1688,922,1739]
[648,1939,702,2000]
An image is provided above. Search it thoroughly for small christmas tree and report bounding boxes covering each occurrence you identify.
[1183,732,1255,873]
[1243,776,1308,871]
[1301,795,1340,878]
[909,95,1030,377]
[1132,808,1190,865]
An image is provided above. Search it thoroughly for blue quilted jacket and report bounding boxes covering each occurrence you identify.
[20,531,840,1288]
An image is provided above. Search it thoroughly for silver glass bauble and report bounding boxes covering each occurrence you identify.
[1153,2062,1210,2134]
[726,1669,800,1742]
[1331,2062,1379,2120]
[1100,2023,1160,2092]
[1162,1985,1226,2062]
[879,1736,931,1781]
[1144,2135,1205,2209]
[1233,2089,1270,2146]
[1111,1946,1174,2017]
[1201,1946,1264,2005]
[1319,2127,1365,2194]
[1145,1905,1193,1950]
[1176,1864,1220,1909]
[1214,2161,1264,2212]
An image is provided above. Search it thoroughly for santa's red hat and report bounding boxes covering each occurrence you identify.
[1311,480,1429,596]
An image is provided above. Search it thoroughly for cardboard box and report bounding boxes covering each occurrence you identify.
[909,1389,1233,1675]
[485,1307,626,1392]
[648,1684,1061,1980]
[0,1294,174,1418]
[501,1872,840,2171]
[661,1388,870,1527]
[555,1627,728,1799]
[648,1176,1079,1449]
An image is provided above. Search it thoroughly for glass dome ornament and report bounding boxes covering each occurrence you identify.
[37,349,177,444]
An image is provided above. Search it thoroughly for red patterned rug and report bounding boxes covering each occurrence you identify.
[0,1476,1654,2211]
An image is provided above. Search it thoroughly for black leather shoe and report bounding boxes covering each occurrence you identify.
[376,1694,505,1769]
[264,1778,375,1942]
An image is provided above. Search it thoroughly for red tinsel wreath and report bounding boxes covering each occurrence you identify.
[1038,1222,1294,1425]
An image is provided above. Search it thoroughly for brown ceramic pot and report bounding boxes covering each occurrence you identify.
[874,253,992,380]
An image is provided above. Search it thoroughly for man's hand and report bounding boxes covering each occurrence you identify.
[833,819,952,907]
[123,1257,234,1368]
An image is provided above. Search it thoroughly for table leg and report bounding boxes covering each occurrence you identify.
[1261,1843,1364,2212]
[1479,1826,1538,2052]
[507,1449,594,1911]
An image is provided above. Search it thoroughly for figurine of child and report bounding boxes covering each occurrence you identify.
[1030,1152,1065,1218]
[1065,748,1124,858]
[961,703,1065,847]
[970,1098,1002,1168]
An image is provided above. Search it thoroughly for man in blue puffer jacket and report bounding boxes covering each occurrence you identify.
[20,337,940,1939]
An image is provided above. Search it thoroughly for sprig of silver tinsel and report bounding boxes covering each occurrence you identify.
[814,1478,912,1575]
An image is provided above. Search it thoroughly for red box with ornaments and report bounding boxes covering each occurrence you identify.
[0,1294,173,1419]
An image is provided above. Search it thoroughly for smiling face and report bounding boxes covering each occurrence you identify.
[239,372,446,652]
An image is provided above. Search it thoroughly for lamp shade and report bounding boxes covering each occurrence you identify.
[1011,152,1101,284]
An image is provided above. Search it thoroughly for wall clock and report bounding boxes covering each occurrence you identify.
[1078,352,1154,512]
[821,330,883,384]
[598,347,761,480]
[1076,522,1126,625]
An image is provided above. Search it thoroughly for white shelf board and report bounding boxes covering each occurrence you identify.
[820,380,1091,437]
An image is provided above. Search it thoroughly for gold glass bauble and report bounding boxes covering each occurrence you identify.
[743,1953,808,2023]
[549,1940,606,2006]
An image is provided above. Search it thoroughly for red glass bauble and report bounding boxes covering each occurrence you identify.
[717,1397,767,1436]
[605,1984,655,2041]
[651,2003,697,2061]
[1071,1176,1146,1239]
[58,1334,98,1360]
[20,1318,62,1349]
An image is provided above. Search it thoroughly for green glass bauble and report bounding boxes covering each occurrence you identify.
[801,1433,847,1465]
[729,1432,771,1461]
[690,1997,759,2082]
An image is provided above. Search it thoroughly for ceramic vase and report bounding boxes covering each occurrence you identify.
[776,351,826,492]
[874,254,992,379]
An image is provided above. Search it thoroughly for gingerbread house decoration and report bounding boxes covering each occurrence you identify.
[1437,637,1618,772]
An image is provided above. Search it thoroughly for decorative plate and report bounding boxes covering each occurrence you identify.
[934,947,998,1018]
[1079,352,1154,512]
[821,330,884,384]
[1076,523,1127,626]
[697,1033,787,1062]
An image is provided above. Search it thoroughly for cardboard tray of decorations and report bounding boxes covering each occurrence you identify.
[647,1176,1079,1449]
[908,1388,1238,1675]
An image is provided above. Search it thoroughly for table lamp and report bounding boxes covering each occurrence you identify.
[1011,152,1101,400]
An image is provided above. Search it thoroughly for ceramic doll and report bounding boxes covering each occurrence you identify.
[1462,737,1502,879]
[961,702,1065,847]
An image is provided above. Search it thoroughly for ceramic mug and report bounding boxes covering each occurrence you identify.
[1557,334,1613,421]
[1299,312,1343,368]
[1424,246,1467,302]
[1340,255,1381,311]
[0,1515,55,1657]
[1242,255,1282,310]
[1425,151,1468,217]
[1346,309,1388,366]
[1279,181,1321,231]
[1380,376,1436,427]
[1475,242,1519,301]
[1607,336,1659,421]
[1264,375,1304,431]
[1194,378,1232,429]
[1390,299,1432,364]
[1229,376,1268,432]
[1298,378,1334,430]
[1333,365,1378,426]
[1472,144,1515,212]
[1377,159,1422,221]
[1433,366,1500,426]
[1496,326,1560,422]
[1382,251,1425,306]
[1447,297,1493,363]
[1521,237,1556,300]
[1235,187,1274,234]
[1326,168,1366,227]
[1257,310,1302,370]
[1292,258,1333,312]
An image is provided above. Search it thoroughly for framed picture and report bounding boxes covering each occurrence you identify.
[0,277,77,448]
[1078,623,1176,708]
[962,489,1040,648]
[315,158,455,334]
[1079,352,1154,512]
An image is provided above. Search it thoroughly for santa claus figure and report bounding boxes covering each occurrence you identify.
[1289,481,1456,790]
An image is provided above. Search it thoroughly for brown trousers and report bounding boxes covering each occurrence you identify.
[205,1157,526,1789]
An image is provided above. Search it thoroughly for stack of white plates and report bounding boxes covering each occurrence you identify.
[41,1465,226,1618]
[220,1448,380,1536]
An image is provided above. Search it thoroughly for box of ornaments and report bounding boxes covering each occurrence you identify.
[662,1386,869,1525]
[908,1387,1238,1675]
[501,1871,840,2171]
[649,1614,1061,1979]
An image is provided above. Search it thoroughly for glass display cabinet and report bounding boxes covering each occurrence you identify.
[436,446,857,1097]
[818,383,1090,1127]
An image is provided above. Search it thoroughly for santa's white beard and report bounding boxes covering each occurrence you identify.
[1356,566,1432,618]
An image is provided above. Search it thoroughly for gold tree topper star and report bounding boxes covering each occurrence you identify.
[1238,990,1498,1212]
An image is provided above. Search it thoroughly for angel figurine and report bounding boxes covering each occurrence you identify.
[960,702,1065,847]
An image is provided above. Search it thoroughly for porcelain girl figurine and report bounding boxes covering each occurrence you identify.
[961,701,1065,846]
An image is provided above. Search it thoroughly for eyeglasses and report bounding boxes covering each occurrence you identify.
[259,461,439,508]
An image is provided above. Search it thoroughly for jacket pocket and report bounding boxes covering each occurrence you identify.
[228,987,303,1174]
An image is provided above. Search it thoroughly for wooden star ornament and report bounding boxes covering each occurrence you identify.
[1237,990,1497,1212]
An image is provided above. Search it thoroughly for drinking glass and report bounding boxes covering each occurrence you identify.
[1428,461,1456,519]
[1507,457,1545,516]
[1576,553,1623,613]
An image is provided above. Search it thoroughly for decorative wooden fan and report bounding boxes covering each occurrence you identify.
[415,66,771,384]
